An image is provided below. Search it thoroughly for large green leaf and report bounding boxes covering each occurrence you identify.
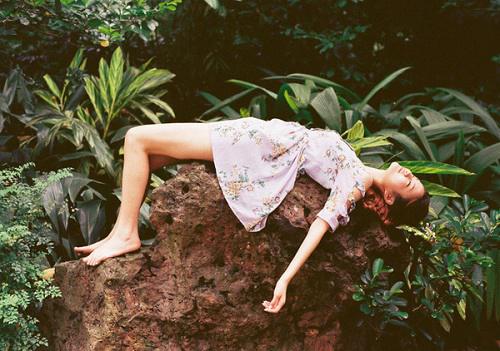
[420,108,449,124]
[228,79,277,99]
[68,48,86,70]
[198,91,239,119]
[33,90,59,110]
[109,47,124,104]
[436,87,500,140]
[288,81,313,108]
[249,95,268,119]
[357,67,411,113]
[283,90,299,113]
[463,142,500,192]
[264,73,361,102]
[375,129,426,160]
[41,181,69,233]
[350,136,392,152]
[310,87,342,131]
[43,74,61,100]
[346,120,364,140]
[421,180,461,198]
[421,120,486,141]
[199,88,255,118]
[97,58,111,112]
[380,160,474,175]
[406,116,438,162]
[62,173,93,203]
[143,95,175,118]
[451,131,465,189]
[135,69,175,93]
[76,199,106,244]
[464,142,500,174]
[84,76,104,124]
[81,122,116,177]
[132,102,162,124]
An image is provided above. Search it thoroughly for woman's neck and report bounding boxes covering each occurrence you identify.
[362,165,385,193]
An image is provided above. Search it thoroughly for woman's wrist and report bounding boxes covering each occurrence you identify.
[279,275,291,285]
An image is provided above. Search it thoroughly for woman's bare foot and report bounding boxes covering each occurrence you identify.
[74,228,116,256]
[82,232,142,266]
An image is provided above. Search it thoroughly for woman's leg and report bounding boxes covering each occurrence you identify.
[81,122,214,266]
[74,154,179,256]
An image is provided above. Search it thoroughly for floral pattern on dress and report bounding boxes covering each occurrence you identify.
[217,164,266,201]
[210,117,366,233]
[315,135,367,232]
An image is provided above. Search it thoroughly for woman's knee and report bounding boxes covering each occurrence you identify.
[124,126,149,145]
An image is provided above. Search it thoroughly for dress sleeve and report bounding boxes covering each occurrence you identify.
[316,165,367,233]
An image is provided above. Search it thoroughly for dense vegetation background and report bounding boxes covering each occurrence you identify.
[1,0,499,119]
[0,1,498,350]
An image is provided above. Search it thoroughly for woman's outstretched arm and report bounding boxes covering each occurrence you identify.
[263,217,330,313]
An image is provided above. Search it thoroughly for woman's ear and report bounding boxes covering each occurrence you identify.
[383,189,395,206]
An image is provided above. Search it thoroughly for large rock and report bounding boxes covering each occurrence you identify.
[41,162,410,350]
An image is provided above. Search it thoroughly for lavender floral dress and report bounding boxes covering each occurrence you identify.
[209,117,368,233]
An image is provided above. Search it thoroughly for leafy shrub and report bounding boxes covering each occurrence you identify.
[26,46,175,182]
[352,195,499,350]
[0,162,72,350]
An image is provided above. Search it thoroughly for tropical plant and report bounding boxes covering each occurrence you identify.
[41,171,107,262]
[84,46,176,139]
[352,258,409,330]
[0,68,36,165]
[353,195,499,350]
[0,162,70,350]
[25,46,175,182]
[199,67,499,206]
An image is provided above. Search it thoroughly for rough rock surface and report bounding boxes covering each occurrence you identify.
[41,162,410,351]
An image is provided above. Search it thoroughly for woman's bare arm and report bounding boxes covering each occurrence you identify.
[279,217,330,284]
[263,217,330,312]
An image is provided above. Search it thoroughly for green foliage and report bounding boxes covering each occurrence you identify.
[0,48,171,261]
[352,195,499,349]
[0,0,183,47]
[200,68,499,206]
[0,162,71,350]
[40,171,108,261]
[352,258,409,329]
[26,47,175,181]
[0,68,36,164]
[84,46,176,138]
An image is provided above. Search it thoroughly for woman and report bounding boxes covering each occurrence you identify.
[75,117,430,313]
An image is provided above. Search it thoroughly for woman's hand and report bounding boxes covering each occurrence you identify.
[262,279,288,313]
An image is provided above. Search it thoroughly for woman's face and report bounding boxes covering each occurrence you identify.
[383,162,425,204]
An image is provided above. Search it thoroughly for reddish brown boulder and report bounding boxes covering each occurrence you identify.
[41,162,410,350]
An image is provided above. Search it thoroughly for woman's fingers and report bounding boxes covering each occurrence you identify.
[263,295,284,313]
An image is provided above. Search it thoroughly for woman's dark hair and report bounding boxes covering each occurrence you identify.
[386,190,431,227]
